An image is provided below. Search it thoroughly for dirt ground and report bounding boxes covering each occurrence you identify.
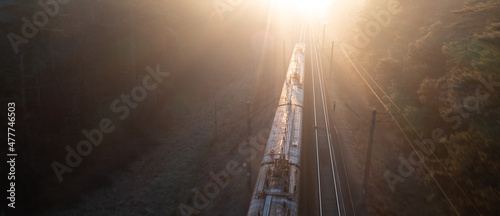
[40,37,285,216]
[41,34,450,216]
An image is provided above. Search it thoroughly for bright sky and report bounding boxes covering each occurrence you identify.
[270,0,335,18]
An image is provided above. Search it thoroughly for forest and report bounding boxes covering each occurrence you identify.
[345,0,500,214]
[1,0,499,215]
[1,0,264,214]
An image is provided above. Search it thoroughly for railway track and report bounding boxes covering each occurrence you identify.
[308,26,343,216]
[308,24,356,216]
[247,23,355,216]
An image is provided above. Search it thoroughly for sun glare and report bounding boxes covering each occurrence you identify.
[271,0,333,18]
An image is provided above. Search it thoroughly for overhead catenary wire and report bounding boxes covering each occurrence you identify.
[342,44,481,215]
[309,25,342,216]
[339,44,461,216]
[311,27,356,216]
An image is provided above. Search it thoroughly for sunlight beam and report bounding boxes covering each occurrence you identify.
[270,0,334,18]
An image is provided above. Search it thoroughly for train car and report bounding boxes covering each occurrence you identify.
[247,43,306,216]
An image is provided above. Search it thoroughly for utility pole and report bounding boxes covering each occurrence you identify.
[214,100,217,139]
[330,41,335,79]
[361,109,377,205]
[318,21,321,36]
[247,101,251,136]
[322,24,326,51]
[246,101,252,192]
[283,40,286,76]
